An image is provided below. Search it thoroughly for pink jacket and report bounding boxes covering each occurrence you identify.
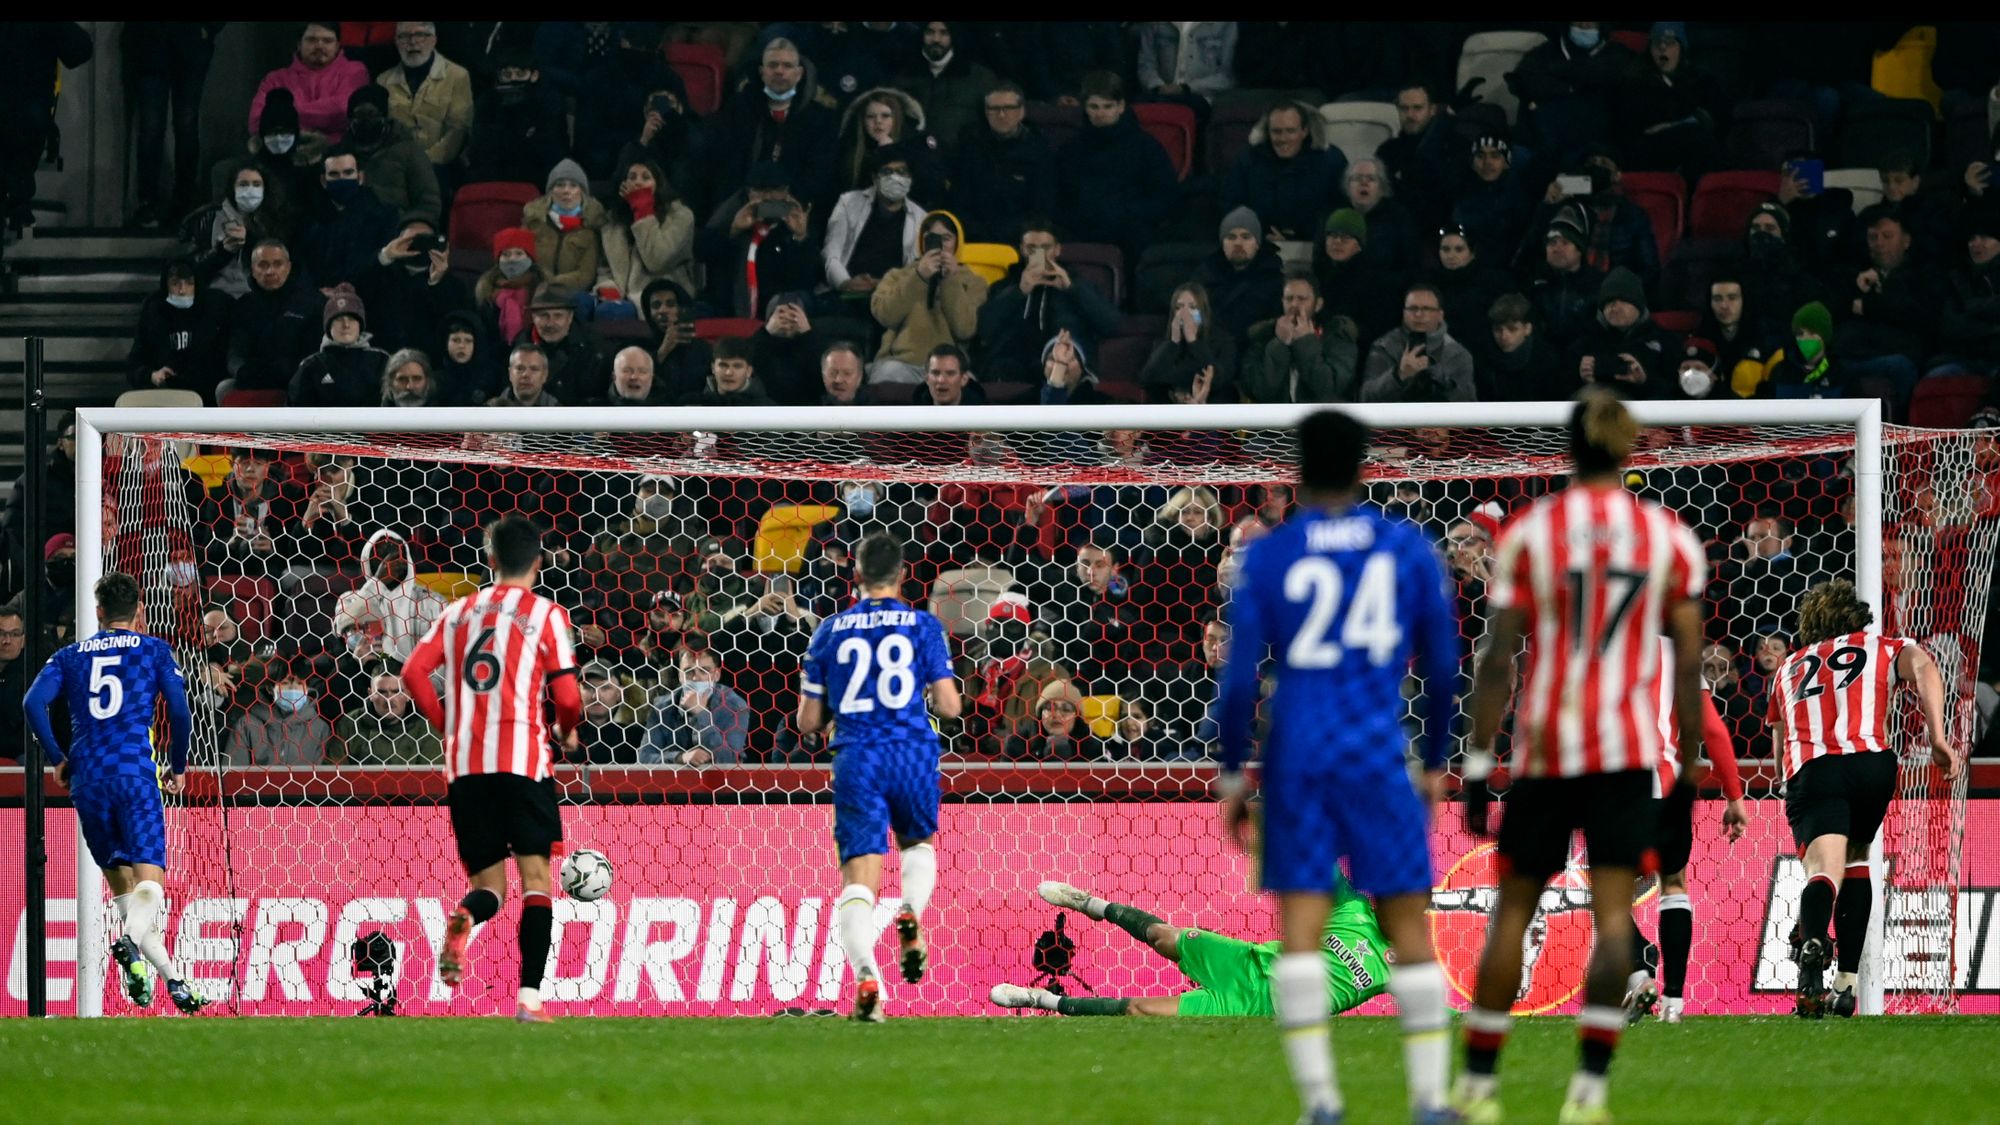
[248,55,369,142]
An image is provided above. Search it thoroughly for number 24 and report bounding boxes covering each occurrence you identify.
[1284,555,1403,669]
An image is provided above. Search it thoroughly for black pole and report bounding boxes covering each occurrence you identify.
[21,337,47,1017]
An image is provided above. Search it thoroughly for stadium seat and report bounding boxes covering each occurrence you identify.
[1135,241,1211,312]
[1620,172,1687,264]
[1456,30,1547,125]
[1026,101,1083,153]
[1080,695,1122,739]
[1837,98,1934,170]
[1688,171,1779,241]
[116,389,204,409]
[1094,334,1155,384]
[1907,375,1994,429]
[414,571,480,601]
[1610,29,1651,55]
[958,242,1021,285]
[1134,103,1197,180]
[693,317,761,340]
[1060,242,1125,308]
[1652,309,1700,335]
[1721,101,1814,171]
[182,452,232,490]
[595,318,653,342]
[1870,25,1942,113]
[220,388,288,408]
[665,42,725,115]
[1661,239,1742,313]
[448,245,492,290]
[1204,101,1266,177]
[1094,380,1144,403]
[448,182,540,252]
[208,576,277,646]
[866,382,918,405]
[1821,167,1885,214]
[753,504,842,573]
[1317,101,1399,166]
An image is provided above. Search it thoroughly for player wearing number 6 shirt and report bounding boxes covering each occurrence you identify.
[401,516,582,1023]
[25,572,206,1014]
[1215,409,1463,1125]
[1458,392,1709,1125]
[797,532,961,1023]
[1767,579,1954,1020]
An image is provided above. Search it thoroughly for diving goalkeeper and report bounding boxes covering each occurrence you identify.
[989,877,1389,1017]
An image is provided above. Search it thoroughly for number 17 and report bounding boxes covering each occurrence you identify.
[1568,567,1645,655]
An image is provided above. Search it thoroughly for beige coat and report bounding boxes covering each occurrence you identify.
[870,265,986,367]
[522,194,608,291]
[597,200,698,300]
[376,52,474,166]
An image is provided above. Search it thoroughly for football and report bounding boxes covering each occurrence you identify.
[560,848,614,902]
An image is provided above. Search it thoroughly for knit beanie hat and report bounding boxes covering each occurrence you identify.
[347,84,390,116]
[546,158,590,193]
[259,89,301,137]
[1547,202,1590,248]
[323,284,365,331]
[492,227,537,259]
[1219,205,1261,242]
[1597,267,1647,312]
[1750,200,1792,240]
[1323,208,1368,243]
[1650,21,1689,48]
[1792,301,1833,338]
[1037,678,1084,713]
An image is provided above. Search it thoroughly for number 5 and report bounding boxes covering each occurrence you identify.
[89,656,124,719]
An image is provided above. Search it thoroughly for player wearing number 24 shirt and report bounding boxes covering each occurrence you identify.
[797,532,961,1024]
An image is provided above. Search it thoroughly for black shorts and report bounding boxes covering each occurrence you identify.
[1785,752,1897,853]
[447,773,564,874]
[1497,769,1658,882]
[1654,782,1696,877]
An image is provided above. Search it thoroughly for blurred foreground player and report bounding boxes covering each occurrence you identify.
[403,516,582,1023]
[1214,408,1463,1124]
[797,532,961,1022]
[25,573,206,1013]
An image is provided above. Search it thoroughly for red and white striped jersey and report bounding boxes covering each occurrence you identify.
[407,585,578,781]
[1650,637,1745,799]
[1489,484,1707,778]
[1767,631,1913,780]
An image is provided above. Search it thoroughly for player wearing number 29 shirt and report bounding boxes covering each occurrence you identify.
[401,516,582,1023]
[797,532,961,1023]
[1766,579,1954,1020]
[1456,392,1709,1124]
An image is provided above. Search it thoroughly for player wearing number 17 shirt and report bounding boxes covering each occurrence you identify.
[401,516,582,1023]
[1215,409,1463,1125]
[797,532,961,1023]
[1457,391,1709,1125]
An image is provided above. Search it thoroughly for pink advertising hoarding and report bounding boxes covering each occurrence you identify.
[7,802,1999,1017]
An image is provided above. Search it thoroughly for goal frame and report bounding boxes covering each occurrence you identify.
[68,399,1889,1017]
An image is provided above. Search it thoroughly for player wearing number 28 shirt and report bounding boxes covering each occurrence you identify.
[798,532,961,1023]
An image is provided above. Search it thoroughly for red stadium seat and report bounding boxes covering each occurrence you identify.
[1652,309,1700,335]
[1907,375,1994,429]
[207,576,277,646]
[448,182,540,252]
[1620,172,1686,264]
[666,42,725,116]
[1661,239,1742,314]
[1204,101,1266,177]
[693,317,761,341]
[1094,335,1156,384]
[220,389,288,408]
[1059,242,1125,308]
[1609,29,1651,55]
[1688,171,1779,241]
[1133,103,1196,180]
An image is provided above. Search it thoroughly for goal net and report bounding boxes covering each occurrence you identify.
[43,402,1994,1019]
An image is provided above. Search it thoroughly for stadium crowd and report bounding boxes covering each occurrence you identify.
[4,21,2000,769]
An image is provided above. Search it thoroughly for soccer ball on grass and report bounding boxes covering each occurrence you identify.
[560,849,614,901]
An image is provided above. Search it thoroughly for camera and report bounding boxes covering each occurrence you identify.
[754,198,792,223]
[351,931,399,1016]
[923,230,949,254]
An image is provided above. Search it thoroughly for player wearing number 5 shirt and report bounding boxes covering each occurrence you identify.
[797,532,961,1023]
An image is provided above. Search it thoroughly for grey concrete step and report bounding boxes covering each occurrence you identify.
[6,234,183,260]
[0,335,129,365]
[14,272,152,296]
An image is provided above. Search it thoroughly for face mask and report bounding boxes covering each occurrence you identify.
[326,178,362,205]
[875,172,912,203]
[166,293,195,310]
[47,559,75,586]
[496,83,529,105]
[642,494,674,518]
[1795,336,1825,361]
[551,200,582,218]
[235,186,265,212]
[349,117,386,145]
[167,560,198,586]
[273,686,310,714]
[498,257,533,279]
[1679,366,1714,398]
[682,678,715,700]
[842,487,877,518]
[763,85,797,103]
[265,133,296,155]
[1748,230,1786,261]
[1569,27,1601,49]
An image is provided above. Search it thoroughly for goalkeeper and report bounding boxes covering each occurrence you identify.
[989,876,1389,1017]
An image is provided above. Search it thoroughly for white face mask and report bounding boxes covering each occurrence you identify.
[875,172,912,203]
[167,560,198,586]
[1679,366,1714,398]
[234,186,265,212]
[682,678,715,700]
[498,257,533,279]
[165,293,195,310]
[265,133,297,155]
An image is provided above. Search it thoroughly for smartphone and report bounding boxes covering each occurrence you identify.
[1556,174,1594,198]
[1027,246,1049,270]
[1785,158,1824,194]
[923,230,948,254]
[769,574,796,597]
[754,199,792,223]
[648,93,677,118]
[407,233,444,256]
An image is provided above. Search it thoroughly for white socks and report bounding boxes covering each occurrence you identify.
[1389,962,1451,1113]
[1567,1071,1609,1109]
[1273,951,1340,1115]
[836,884,882,983]
[126,881,176,980]
[1082,896,1110,920]
[899,844,937,921]
[519,986,542,1011]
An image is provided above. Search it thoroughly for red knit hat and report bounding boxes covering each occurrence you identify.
[1465,501,1506,541]
[491,227,537,259]
[987,591,1032,625]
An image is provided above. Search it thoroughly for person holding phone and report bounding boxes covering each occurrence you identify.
[698,161,819,319]
[361,215,473,354]
[1559,266,1677,400]
[1361,280,1474,402]
[978,219,1121,384]
[867,211,987,384]
[749,292,831,405]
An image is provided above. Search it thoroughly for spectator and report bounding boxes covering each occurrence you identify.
[34,535,76,639]
[3,424,76,568]
[748,294,828,405]
[1740,202,1829,339]
[1002,22,1121,106]
[528,21,619,96]
[1134,21,1237,120]
[127,258,230,405]
[123,22,222,228]
[1042,537,1143,688]
[356,216,472,355]
[1111,698,1198,762]
[1563,266,1676,399]
[226,658,335,766]
[593,346,670,407]
[336,671,442,765]
[524,159,606,296]
[1344,157,1419,275]
[637,279,712,398]
[249,22,369,146]
[1056,71,1179,265]
[820,341,871,405]
[1362,280,1475,402]
[1000,678,1100,762]
[681,337,777,407]
[296,146,400,291]
[825,144,927,295]
[1313,208,1403,350]
[1450,137,1533,262]
[686,537,757,635]
[1685,277,1784,399]
[1771,158,1860,277]
[1520,155,1661,294]
[1196,206,1288,355]
[792,22,891,114]
[474,227,542,348]
[380,348,439,407]
[0,23,89,236]
[1933,207,2000,377]
[1379,82,1458,233]
[1477,293,1564,401]
[1429,225,1512,344]
[219,88,324,222]
[1723,513,1810,637]
[696,160,819,318]
[599,157,698,307]
[1036,329,1109,406]
[1140,281,1236,404]
[1221,101,1347,244]
[519,284,605,402]
[643,646,750,765]
[1614,22,1726,180]
[488,341,561,407]
[699,38,839,213]
[341,85,440,222]
[433,310,499,405]
[617,76,695,197]
[0,601,29,762]
[575,668,647,765]
[193,162,292,297]
[466,47,568,185]
[332,532,444,663]
[1507,21,1631,163]
[1529,208,1606,353]
[226,240,322,395]
[377,23,472,193]
[913,343,987,406]
[1769,301,1853,400]
[869,210,985,384]
[834,88,944,202]
[1873,157,1958,268]
[893,22,998,149]
[1835,209,1945,415]
[950,82,1058,243]
[290,285,392,407]
[572,26,687,182]
[1243,271,1358,403]
[979,219,1121,384]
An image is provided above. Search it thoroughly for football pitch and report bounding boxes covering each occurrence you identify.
[6,1016,1999,1123]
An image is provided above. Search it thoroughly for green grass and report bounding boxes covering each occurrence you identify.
[4,1016,1997,1123]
